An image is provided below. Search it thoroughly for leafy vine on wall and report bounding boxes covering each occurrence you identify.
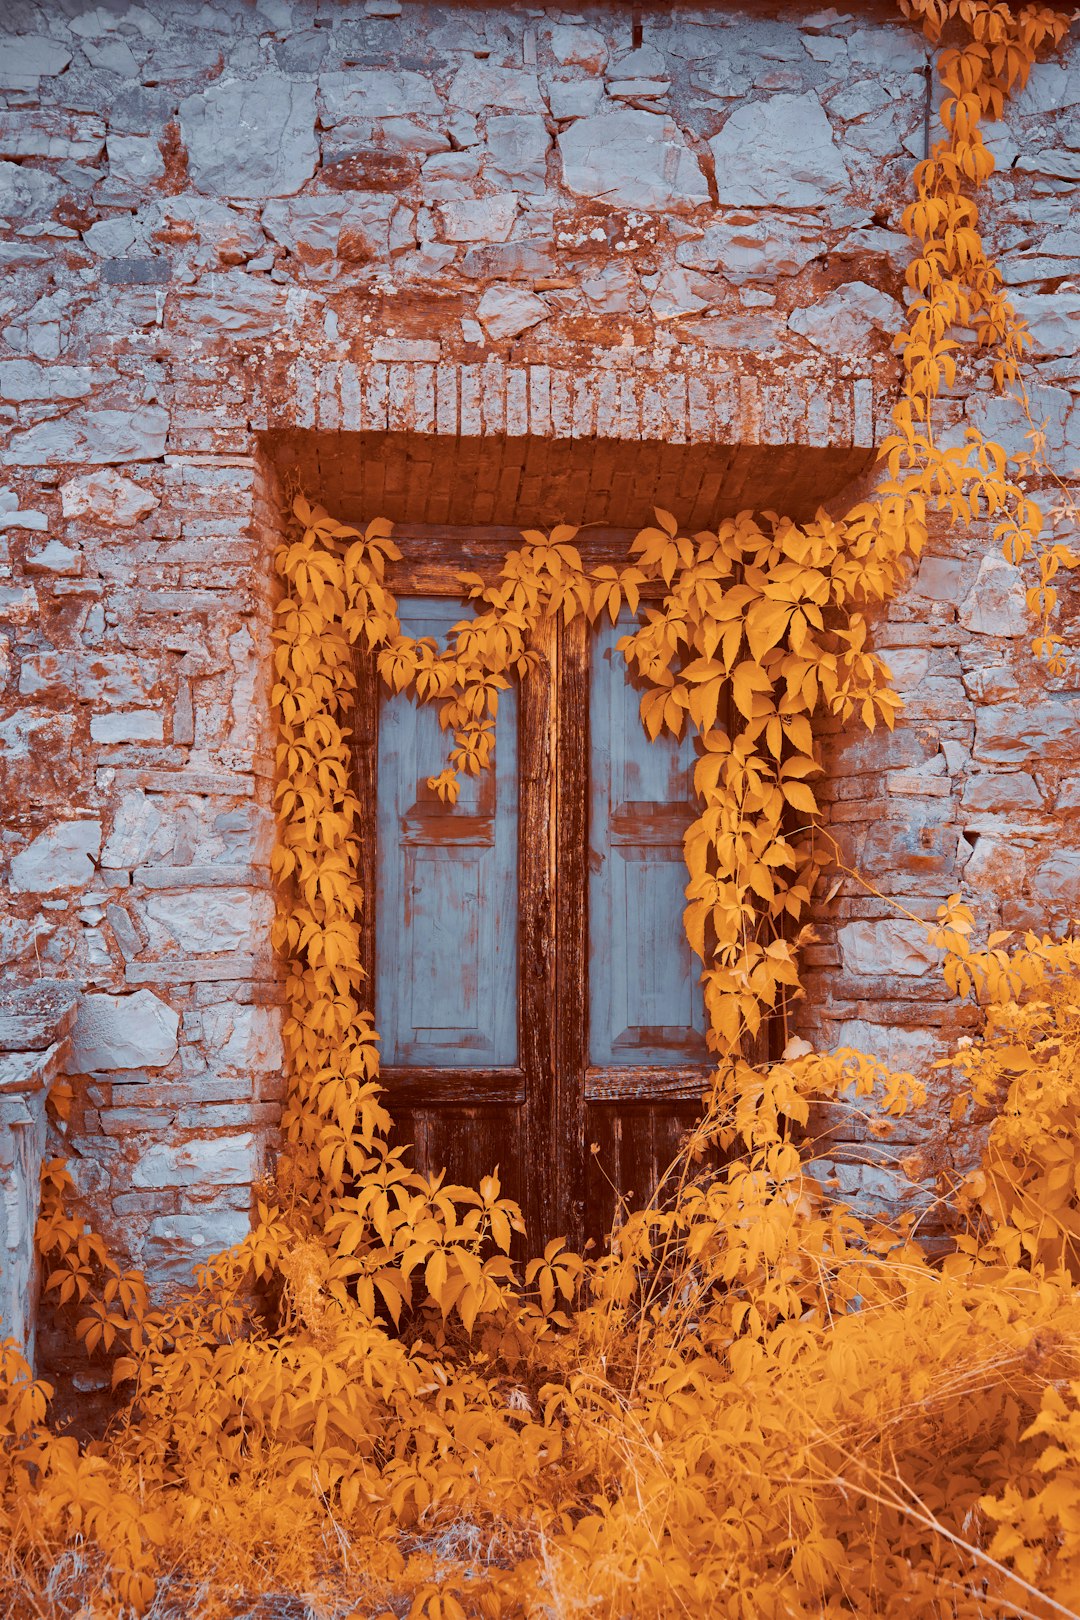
[12,2,1080,1615]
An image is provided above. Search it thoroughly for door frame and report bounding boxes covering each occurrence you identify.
[350,527,719,1254]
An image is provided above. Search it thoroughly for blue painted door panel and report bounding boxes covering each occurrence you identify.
[589,612,707,1066]
[376,597,518,1067]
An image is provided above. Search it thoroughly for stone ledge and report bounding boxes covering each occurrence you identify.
[0,1039,71,1096]
[0,980,79,1053]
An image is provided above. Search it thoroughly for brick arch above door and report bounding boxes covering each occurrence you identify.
[259,351,885,531]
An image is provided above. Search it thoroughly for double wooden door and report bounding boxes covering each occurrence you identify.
[351,534,710,1254]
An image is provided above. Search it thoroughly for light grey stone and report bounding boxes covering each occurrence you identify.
[1014,62,1080,115]
[200,1004,283,1070]
[648,265,716,320]
[962,835,1027,893]
[477,282,549,340]
[676,212,826,282]
[608,45,667,82]
[372,337,440,362]
[1015,149,1080,181]
[709,92,849,206]
[803,33,848,64]
[0,585,38,622]
[0,488,47,531]
[788,280,903,354]
[0,111,105,162]
[910,554,970,604]
[148,1210,251,1249]
[437,196,518,243]
[10,821,102,893]
[999,226,1080,284]
[26,540,81,575]
[546,76,604,121]
[834,223,913,272]
[558,109,708,211]
[71,989,179,1072]
[1030,849,1080,918]
[141,889,271,954]
[960,773,1042,811]
[82,38,141,75]
[379,117,449,155]
[826,80,895,121]
[461,240,555,282]
[958,555,1029,638]
[838,919,942,977]
[131,1133,256,1189]
[683,313,787,353]
[89,711,164,743]
[844,25,928,73]
[832,1019,938,1074]
[180,75,318,198]
[581,263,636,313]
[975,700,1080,765]
[101,790,171,871]
[82,216,141,258]
[61,469,159,528]
[262,195,395,270]
[1011,291,1080,357]
[181,276,286,331]
[6,407,169,467]
[106,134,165,187]
[0,35,72,89]
[319,70,440,122]
[484,113,550,193]
[0,362,94,402]
[549,23,608,72]
[607,77,670,100]
[447,64,542,111]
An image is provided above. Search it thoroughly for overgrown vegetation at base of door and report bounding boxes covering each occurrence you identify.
[6,0,1080,1614]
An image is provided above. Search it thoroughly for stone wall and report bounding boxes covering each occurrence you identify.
[0,0,1078,1303]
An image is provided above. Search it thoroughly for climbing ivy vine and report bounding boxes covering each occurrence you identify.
[14,2,1080,1616]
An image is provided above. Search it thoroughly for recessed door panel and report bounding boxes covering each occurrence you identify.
[376,597,518,1068]
[589,612,707,1066]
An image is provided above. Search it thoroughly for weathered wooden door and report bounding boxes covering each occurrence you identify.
[352,536,716,1253]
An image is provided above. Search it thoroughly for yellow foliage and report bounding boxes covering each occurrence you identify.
[9,3,1080,1616]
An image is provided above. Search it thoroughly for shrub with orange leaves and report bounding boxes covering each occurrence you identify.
[4,2,1080,1617]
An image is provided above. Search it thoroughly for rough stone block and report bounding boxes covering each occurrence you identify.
[960,772,1042,812]
[447,64,542,111]
[131,1133,257,1189]
[477,283,549,341]
[0,111,104,161]
[838,919,943,977]
[0,34,72,89]
[709,92,849,206]
[1030,849,1080,919]
[958,555,1029,638]
[974,700,1080,765]
[6,407,169,467]
[147,1209,250,1249]
[90,712,165,744]
[106,134,166,187]
[319,69,440,122]
[180,75,318,197]
[198,1004,284,1071]
[61,470,160,529]
[71,990,180,1073]
[789,281,902,353]
[484,113,550,193]
[10,821,102,893]
[436,196,518,243]
[549,23,608,72]
[559,109,708,211]
[140,889,273,955]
